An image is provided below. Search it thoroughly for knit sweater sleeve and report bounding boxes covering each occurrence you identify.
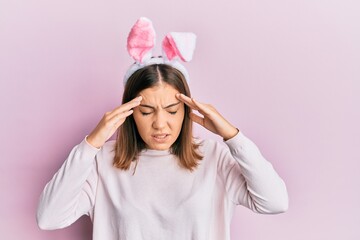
[217,131,289,214]
[36,136,101,230]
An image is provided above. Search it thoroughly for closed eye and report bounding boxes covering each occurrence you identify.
[140,111,152,116]
[140,111,177,116]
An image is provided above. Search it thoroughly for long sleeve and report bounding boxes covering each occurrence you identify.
[217,131,289,214]
[36,136,101,230]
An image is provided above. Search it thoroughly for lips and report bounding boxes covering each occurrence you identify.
[151,133,170,143]
[152,134,169,139]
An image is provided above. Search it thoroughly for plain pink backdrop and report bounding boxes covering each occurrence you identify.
[1,0,359,239]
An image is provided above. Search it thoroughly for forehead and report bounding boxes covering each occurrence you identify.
[139,83,179,105]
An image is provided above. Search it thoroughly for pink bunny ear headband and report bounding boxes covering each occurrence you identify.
[123,17,197,85]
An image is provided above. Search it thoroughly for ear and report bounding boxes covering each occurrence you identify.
[127,17,156,63]
[162,32,197,62]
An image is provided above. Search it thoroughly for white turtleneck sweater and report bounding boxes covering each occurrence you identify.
[37,131,288,240]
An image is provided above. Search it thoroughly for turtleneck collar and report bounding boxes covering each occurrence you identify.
[139,148,172,157]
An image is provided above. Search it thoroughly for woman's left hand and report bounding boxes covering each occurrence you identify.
[176,93,239,141]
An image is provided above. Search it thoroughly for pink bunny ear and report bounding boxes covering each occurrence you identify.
[162,32,197,62]
[127,17,156,63]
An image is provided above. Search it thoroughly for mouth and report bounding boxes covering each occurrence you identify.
[151,134,170,143]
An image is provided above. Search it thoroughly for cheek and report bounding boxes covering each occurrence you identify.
[133,112,148,133]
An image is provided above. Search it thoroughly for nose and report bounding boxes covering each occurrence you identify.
[152,110,167,130]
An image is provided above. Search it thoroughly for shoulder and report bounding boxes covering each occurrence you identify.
[195,137,231,158]
[102,139,116,152]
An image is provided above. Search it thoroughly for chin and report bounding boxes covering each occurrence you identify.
[145,135,176,150]
[146,140,175,151]
[148,144,171,150]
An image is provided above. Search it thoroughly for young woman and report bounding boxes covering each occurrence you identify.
[37,18,288,240]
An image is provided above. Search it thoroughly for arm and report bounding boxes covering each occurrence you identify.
[176,93,288,213]
[37,96,142,229]
[219,131,289,214]
[36,137,100,230]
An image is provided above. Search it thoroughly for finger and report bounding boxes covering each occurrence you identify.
[177,93,211,115]
[119,96,142,111]
[109,109,134,126]
[104,109,133,139]
[189,112,204,126]
[176,93,199,110]
[191,98,213,116]
[113,110,134,130]
[109,96,142,118]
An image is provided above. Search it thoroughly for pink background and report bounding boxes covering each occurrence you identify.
[1,0,359,239]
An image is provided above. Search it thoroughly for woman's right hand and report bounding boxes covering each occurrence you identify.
[86,96,142,148]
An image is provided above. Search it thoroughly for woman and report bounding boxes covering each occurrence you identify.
[37,18,288,240]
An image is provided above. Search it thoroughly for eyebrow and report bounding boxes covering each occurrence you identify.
[139,102,181,110]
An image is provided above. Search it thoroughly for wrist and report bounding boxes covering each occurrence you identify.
[85,135,103,149]
[222,127,239,141]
